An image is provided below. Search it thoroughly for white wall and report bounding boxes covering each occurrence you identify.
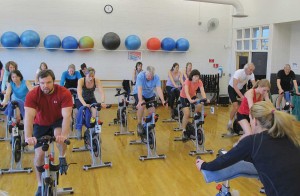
[270,23,291,73]
[233,0,300,28]
[289,22,300,75]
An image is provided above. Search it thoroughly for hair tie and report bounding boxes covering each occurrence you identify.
[271,109,275,114]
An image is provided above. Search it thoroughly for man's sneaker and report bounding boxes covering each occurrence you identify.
[35,186,42,196]
[59,157,68,175]
[137,123,143,136]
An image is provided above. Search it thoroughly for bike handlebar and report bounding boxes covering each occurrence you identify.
[22,136,71,147]
[90,103,112,109]
[193,98,207,105]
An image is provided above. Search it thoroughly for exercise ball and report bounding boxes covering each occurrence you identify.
[62,36,78,52]
[1,31,20,48]
[20,30,40,47]
[102,32,121,50]
[176,38,190,51]
[79,36,94,51]
[125,35,141,50]
[161,37,176,51]
[44,35,61,51]
[146,37,160,50]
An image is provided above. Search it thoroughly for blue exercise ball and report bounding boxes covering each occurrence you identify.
[20,30,40,47]
[1,31,20,48]
[62,36,78,52]
[176,38,190,51]
[161,37,176,51]
[44,35,61,51]
[102,32,121,50]
[125,35,141,50]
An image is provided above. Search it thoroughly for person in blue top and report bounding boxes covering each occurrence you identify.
[133,65,167,135]
[60,64,82,89]
[1,70,33,123]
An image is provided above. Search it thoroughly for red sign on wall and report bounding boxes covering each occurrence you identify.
[209,59,214,63]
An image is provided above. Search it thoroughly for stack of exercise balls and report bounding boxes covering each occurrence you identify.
[62,36,78,52]
[79,36,94,51]
[102,32,121,50]
[125,35,141,50]
[1,31,20,48]
[161,37,176,51]
[44,35,61,51]
[146,37,161,51]
[20,30,40,47]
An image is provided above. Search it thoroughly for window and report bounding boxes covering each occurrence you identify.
[236,26,269,51]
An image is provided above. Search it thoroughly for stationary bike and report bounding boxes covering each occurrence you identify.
[0,101,33,174]
[173,99,184,131]
[68,88,78,139]
[275,91,295,114]
[0,104,10,142]
[109,88,134,136]
[73,103,112,170]
[174,99,213,156]
[129,100,166,161]
[198,149,259,196]
[222,99,243,138]
[23,136,74,195]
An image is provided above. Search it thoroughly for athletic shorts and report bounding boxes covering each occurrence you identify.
[228,85,246,103]
[179,96,196,108]
[33,118,63,149]
[236,112,250,122]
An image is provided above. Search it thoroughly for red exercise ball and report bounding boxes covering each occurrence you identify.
[147,37,161,50]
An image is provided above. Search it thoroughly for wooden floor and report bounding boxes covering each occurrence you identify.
[0,105,262,196]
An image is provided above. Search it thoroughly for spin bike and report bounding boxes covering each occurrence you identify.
[109,88,134,136]
[174,99,213,156]
[275,90,298,114]
[73,103,112,170]
[222,98,243,138]
[68,88,78,139]
[198,149,259,196]
[23,136,74,195]
[129,100,166,161]
[0,104,10,142]
[0,101,33,174]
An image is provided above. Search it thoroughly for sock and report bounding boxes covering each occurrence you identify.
[228,120,232,125]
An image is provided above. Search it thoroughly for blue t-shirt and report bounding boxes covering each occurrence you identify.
[60,70,82,88]
[133,71,161,98]
[11,80,29,102]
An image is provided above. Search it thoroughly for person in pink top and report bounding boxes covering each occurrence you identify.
[179,69,209,140]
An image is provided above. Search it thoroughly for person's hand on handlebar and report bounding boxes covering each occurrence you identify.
[196,157,204,170]
[25,137,37,145]
[136,101,143,109]
[101,103,107,108]
[84,103,91,108]
[279,89,284,95]
[0,102,7,108]
[55,135,68,144]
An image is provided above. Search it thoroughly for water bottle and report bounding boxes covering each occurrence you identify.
[210,106,215,114]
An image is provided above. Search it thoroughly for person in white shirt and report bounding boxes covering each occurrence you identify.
[227,63,256,130]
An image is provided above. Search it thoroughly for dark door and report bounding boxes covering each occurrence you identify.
[252,52,268,80]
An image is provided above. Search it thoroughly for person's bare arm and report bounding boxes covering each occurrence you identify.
[96,79,105,103]
[77,78,87,106]
[233,78,244,99]
[277,79,283,94]
[24,107,37,145]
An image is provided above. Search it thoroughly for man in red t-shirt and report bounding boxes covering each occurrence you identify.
[24,69,73,196]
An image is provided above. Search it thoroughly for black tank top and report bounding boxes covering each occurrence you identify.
[82,78,96,101]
